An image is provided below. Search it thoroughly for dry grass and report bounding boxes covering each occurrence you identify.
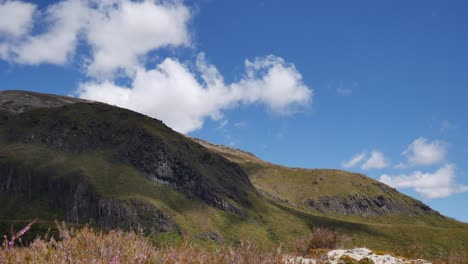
[432,249,468,264]
[0,223,284,264]
[2,223,466,264]
[292,227,350,257]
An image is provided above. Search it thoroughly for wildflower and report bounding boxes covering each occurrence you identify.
[7,218,38,250]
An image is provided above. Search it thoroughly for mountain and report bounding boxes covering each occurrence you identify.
[191,138,439,223]
[0,90,467,257]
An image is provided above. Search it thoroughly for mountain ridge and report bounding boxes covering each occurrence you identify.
[0,90,466,257]
[191,137,443,220]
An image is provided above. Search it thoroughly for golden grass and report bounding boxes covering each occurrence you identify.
[2,223,466,264]
[1,223,284,264]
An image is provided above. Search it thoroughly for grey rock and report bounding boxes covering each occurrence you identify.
[0,90,92,115]
[0,161,176,233]
[306,194,435,217]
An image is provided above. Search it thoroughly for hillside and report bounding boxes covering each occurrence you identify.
[191,138,448,224]
[0,90,467,258]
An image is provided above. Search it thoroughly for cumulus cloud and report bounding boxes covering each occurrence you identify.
[0,0,89,64]
[361,150,389,170]
[342,150,389,170]
[402,137,447,166]
[379,164,468,199]
[85,0,190,77]
[0,0,36,38]
[78,54,312,133]
[1,0,312,133]
[342,152,366,168]
[0,0,190,73]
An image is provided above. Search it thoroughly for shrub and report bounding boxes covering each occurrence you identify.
[338,256,375,264]
[293,227,350,256]
[358,257,374,264]
[403,244,424,259]
[433,249,468,264]
[339,255,357,264]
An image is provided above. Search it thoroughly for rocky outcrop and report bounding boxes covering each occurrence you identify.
[287,248,431,264]
[0,90,92,115]
[0,91,252,216]
[306,194,435,216]
[0,161,176,233]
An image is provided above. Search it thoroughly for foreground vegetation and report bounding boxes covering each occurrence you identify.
[1,223,467,264]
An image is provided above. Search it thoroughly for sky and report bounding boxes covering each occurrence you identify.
[0,0,467,222]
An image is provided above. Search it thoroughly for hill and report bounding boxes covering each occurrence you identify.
[191,138,449,224]
[0,90,467,258]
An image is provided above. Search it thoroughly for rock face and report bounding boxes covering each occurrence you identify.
[0,90,255,234]
[306,194,434,216]
[0,161,175,233]
[193,138,442,220]
[0,90,92,115]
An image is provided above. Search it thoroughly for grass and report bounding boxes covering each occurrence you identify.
[1,224,466,263]
[1,224,285,264]
[1,101,467,260]
[1,144,467,258]
[194,139,468,258]
[5,142,468,259]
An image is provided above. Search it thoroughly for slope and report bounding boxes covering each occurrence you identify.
[0,90,466,258]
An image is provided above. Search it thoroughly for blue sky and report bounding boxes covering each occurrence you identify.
[1,0,467,222]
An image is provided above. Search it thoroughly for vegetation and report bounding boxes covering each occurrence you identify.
[194,139,468,259]
[292,227,350,256]
[1,222,284,264]
[0,92,467,261]
[1,223,466,264]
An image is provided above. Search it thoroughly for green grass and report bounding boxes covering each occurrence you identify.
[1,101,467,260]
[194,139,468,258]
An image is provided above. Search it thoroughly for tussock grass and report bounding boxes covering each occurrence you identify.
[1,223,284,264]
[2,223,466,264]
[292,227,350,256]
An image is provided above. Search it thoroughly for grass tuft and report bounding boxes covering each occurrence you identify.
[0,223,285,264]
[293,227,350,257]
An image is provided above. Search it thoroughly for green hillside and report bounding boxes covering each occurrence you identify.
[0,90,466,259]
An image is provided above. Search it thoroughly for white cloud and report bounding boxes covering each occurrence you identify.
[343,150,389,170]
[379,164,468,199]
[1,1,312,133]
[361,150,389,170]
[85,0,190,77]
[403,137,447,166]
[0,0,190,71]
[1,0,89,64]
[232,55,312,113]
[0,0,36,38]
[342,152,366,168]
[78,54,312,133]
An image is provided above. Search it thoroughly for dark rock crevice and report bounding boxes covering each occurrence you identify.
[306,194,435,217]
[0,161,176,233]
[2,102,251,216]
